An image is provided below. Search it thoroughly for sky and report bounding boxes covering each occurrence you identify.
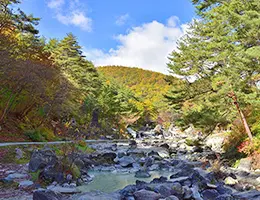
[19,0,196,74]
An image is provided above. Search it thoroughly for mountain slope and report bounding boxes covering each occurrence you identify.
[97,66,171,114]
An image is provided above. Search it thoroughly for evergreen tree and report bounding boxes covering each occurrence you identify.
[50,33,101,97]
[167,0,260,138]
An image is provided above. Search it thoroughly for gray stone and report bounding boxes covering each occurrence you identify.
[201,189,219,200]
[33,190,62,200]
[233,190,260,200]
[71,191,121,200]
[165,196,179,200]
[183,186,192,199]
[19,180,34,188]
[215,194,235,200]
[134,189,162,200]
[47,185,80,194]
[118,156,135,167]
[135,169,151,178]
[155,184,174,197]
[15,148,24,160]
[224,177,238,185]
[6,173,28,180]
[191,185,203,200]
[237,158,252,172]
[29,149,57,172]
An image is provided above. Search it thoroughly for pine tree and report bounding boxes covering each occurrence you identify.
[167,0,260,138]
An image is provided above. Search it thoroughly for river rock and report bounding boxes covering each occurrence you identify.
[33,190,62,200]
[6,173,28,180]
[165,196,179,200]
[201,189,219,200]
[71,191,121,200]
[215,194,235,200]
[19,180,34,188]
[233,190,260,200]
[134,189,162,200]
[237,157,252,172]
[29,148,57,172]
[118,156,135,167]
[135,169,151,178]
[47,185,80,194]
[15,148,24,160]
[224,177,238,185]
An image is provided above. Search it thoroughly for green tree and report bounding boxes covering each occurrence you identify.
[167,0,260,139]
[0,0,39,34]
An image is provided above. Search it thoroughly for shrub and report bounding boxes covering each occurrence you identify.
[25,129,45,142]
[25,127,56,142]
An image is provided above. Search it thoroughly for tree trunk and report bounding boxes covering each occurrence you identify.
[228,91,253,142]
[90,108,99,128]
[0,92,13,123]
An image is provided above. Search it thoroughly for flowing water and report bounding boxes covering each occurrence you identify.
[78,171,173,193]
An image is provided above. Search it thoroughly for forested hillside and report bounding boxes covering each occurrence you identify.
[98,66,173,124]
[0,1,142,141]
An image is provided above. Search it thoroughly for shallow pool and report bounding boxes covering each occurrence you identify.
[78,171,172,193]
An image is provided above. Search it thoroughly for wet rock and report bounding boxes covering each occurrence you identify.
[19,180,34,188]
[33,190,62,200]
[47,185,80,194]
[157,149,170,158]
[144,157,154,168]
[29,149,57,172]
[160,143,170,149]
[71,191,121,200]
[233,190,260,200]
[135,169,151,178]
[111,144,117,151]
[42,166,64,183]
[155,184,174,197]
[171,182,184,197]
[215,194,235,200]
[127,128,137,138]
[133,189,162,200]
[169,176,189,184]
[191,185,203,200]
[183,186,192,199]
[120,185,138,197]
[216,184,233,195]
[6,173,28,180]
[118,156,135,167]
[150,176,167,184]
[165,196,179,200]
[201,189,219,200]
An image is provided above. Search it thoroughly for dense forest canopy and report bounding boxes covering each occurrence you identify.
[0,0,259,163]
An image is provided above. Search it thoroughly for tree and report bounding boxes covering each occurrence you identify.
[0,0,39,34]
[167,0,260,139]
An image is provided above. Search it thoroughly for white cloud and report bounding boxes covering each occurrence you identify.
[47,0,92,32]
[167,16,180,27]
[84,16,187,74]
[115,14,130,26]
[47,0,65,9]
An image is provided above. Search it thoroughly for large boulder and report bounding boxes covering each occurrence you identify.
[71,191,121,200]
[33,190,62,200]
[118,156,135,167]
[201,189,220,200]
[233,190,260,200]
[133,189,162,200]
[205,133,226,153]
[237,157,252,172]
[29,148,57,172]
[135,169,151,178]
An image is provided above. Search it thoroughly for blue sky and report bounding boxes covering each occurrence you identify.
[20,0,196,74]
